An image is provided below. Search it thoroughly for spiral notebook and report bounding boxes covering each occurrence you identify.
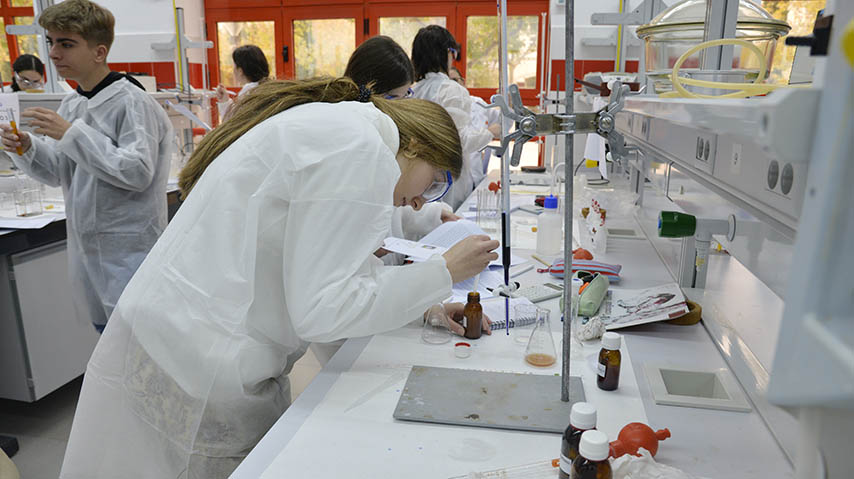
[478,296,539,329]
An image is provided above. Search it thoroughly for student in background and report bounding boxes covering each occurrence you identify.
[448,66,502,188]
[215,44,270,121]
[4,54,45,92]
[411,25,499,210]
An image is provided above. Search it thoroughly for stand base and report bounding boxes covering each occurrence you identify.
[393,366,586,434]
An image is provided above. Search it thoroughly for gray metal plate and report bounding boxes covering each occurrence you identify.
[393,366,585,434]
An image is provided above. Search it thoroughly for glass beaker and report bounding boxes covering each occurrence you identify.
[476,189,500,232]
[422,304,452,344]
[14,187,42,217]
[524,308,557,367]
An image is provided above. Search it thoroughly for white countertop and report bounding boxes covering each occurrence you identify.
[231,179,793,479]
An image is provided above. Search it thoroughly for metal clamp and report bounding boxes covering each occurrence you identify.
[485,81,642,167]
[486,84,599,166]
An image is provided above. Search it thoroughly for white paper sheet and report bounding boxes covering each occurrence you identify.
[382,237,447,261]
[0,212,63,229]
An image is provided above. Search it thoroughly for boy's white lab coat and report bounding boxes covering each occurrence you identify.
[59,102,453,478]
[10,79,172,328]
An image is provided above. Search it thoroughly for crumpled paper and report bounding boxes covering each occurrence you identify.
[612,448,712,479]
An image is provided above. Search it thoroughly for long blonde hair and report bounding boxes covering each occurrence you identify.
[179,77,462,198]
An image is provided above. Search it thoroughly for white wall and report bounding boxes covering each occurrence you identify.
[549,0,679,60]
[98,0,207,64]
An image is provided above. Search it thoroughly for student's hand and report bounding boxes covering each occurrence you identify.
[22,107,71,140]
[488,122,502,140]
[0,124,32,154]
[440,210,461,223]
[215,84,230,103]
[374,247,390,258]
[441,302,492,336]
[443,235,499,284]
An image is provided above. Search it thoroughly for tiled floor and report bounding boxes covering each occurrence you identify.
[0,349,324,479]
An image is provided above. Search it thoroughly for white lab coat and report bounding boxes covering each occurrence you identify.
[468,95,501,187]
[412,72,493,210]
[311,202,451,366]
[217,81,258,120]
[59,101,453,478]
[10,79,172,327]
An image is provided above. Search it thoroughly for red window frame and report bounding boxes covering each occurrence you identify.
[0,0,37,84]
[205,8,285,90]
[366,2,457,45]
[282,5,365,79]
[456,1,548,104]
[204,0,549,105]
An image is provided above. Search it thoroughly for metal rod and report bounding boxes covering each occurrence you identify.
[539,12,547,113]
[498,0,511,335]
[561,0,575,403]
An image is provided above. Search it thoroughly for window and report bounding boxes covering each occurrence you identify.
[293,18,355,78]
[465,15,539,90]
[379,16,446,56]
[0,0,36,86]
[762,0,826,83]
[14,16,38,56]
[216,21,277,86]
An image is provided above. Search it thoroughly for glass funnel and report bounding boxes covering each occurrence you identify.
[524,308,556,367]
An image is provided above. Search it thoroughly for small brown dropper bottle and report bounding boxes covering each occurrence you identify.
[597,332,621,391]
[570,430,612,479]
[558,402,597,479]
[463,292,482,340]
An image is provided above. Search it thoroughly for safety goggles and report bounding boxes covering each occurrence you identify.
[15,73,43,90]
[384,87,413,100]
[423,170,453,203]
[448,46,461,62]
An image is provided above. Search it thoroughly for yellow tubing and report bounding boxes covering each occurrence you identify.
[660,38,796,99]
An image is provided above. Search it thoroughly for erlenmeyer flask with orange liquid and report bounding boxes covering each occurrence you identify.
[524,308,556,367]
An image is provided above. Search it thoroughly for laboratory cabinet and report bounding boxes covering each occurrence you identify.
[0,239,99,402]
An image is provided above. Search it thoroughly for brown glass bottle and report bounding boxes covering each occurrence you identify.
[558,402,597,479]
[463,292,482,340]
[597,332,621,391]
[570,430,612,479]
[570,457,612,479]
[559,427,587,479]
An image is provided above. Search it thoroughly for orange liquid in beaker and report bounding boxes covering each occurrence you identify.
[525,353,556,367]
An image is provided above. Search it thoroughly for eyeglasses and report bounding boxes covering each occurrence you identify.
[448,46,460,62]
[423,170,453,203]
[14,73,43,89]
[384,87,414,100]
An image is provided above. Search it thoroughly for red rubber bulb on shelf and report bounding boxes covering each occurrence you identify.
[608,422,671,458]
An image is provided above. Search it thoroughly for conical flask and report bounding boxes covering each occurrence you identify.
[524,308,556,367]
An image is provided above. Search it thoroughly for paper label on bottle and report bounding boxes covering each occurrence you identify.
[597,362,606,377]
[559,453,572,473]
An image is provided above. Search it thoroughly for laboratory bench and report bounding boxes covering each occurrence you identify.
[0,187,183,402]
[232,176,793,478]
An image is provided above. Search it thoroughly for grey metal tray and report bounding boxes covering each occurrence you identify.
[393,365,585,434]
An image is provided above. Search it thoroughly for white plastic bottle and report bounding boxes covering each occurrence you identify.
[536,195,562,256]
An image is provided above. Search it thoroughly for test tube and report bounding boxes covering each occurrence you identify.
[8,108,22,155]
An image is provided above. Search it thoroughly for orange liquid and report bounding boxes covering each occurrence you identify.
[526,353,556,367]
[10,121,22,155]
